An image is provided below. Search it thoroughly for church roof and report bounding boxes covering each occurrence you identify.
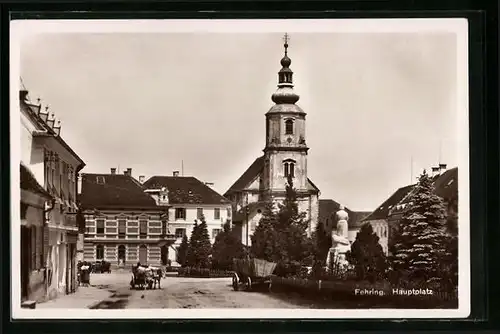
[143,176,231,205]
[318,199,371,230]
[224,155,320,196]
[224,156,265,196]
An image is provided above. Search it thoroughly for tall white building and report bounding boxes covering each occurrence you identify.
[20,89,85,301]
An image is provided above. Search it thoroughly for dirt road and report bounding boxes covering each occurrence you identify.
[90,271,308,309]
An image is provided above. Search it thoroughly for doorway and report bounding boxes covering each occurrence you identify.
[21,226,31,300]
[139,245,147,265]
[161,245,168,265]
[118,245,126,266]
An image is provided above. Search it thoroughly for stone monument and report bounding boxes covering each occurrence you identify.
[326,205,351,269]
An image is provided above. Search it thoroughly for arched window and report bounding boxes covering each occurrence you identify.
[283,159,295,178]
[285,119,294,135]
[96,245,104,260]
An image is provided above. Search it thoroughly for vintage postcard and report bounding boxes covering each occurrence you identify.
[11,18,469,319]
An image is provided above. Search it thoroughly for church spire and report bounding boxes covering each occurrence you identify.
[272,33,300,105]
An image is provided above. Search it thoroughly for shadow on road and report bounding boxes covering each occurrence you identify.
[89,291,131,309]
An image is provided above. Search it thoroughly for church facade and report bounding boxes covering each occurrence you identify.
[224,36,320,246]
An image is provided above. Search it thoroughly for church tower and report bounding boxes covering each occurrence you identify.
[263,34,309,198]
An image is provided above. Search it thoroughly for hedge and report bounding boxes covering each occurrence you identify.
[177,267,234,278]
[270,276,458,309]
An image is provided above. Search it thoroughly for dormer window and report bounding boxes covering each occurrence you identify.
[285,119,294,135]
[283,159,295,178]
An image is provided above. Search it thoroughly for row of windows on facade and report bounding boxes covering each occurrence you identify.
[44,149,77,202]
[86,220,221,239]
[85,207,230,222]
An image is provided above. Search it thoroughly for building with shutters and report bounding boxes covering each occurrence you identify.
[80,169,232,267]
[20,89,86,302]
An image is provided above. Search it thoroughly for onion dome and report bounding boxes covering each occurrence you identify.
[271,33,300,105]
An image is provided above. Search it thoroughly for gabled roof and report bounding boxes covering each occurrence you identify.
[80,173,158,209]
[318,199,371,229]
[20,163,52,199]
[20,92,85,168]
[224,155,320,196]
[225,156,265,196]
[143,176,231,205]
[361,184,416,222]
[363,167,459,222]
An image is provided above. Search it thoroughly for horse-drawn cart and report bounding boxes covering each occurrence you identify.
[232,258,277,291]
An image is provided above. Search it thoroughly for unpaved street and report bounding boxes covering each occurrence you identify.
[89,271,309,309]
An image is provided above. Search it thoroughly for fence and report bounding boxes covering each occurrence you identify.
[177,267,234,278]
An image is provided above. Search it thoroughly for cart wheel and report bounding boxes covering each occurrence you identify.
[246,277,252,291]
[232,273,239,291]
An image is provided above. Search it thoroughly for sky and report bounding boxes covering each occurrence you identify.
[19,30,460,211]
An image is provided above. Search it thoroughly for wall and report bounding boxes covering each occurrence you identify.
[267,151,308,191]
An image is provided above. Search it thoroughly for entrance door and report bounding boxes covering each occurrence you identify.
[118,245,126,266]
[139,245,147,265]
[161,245,168,265]
[21,226,31,300]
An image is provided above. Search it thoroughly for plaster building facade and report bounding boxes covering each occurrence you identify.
[225,36,320,246]
[80,170,232,266]
[20,89,85,302]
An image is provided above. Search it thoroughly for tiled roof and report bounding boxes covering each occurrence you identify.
[143,176,231,205]
[363,167,459,222]
[318,199,371,229]
[225,156,265,196]
[361,185,416,222]
[80,173,158,209]
[20,163,52,199]
[224,155,320,196]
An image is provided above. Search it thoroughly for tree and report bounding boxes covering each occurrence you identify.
[212,220,245,270]
[275,175,312,266]
[185,221,199,267]
[177,234,189,267]
[250,202,280,262]
[346,223,387,282]
[196,216,212,268]
[391,170,450,284]
[311,220,332,277]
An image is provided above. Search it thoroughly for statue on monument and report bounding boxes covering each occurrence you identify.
[326,205,351,270]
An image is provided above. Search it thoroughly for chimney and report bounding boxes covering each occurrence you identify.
[173,171,179,177]
[124,168,132,176]
[439,163,447,172]
[110,168,116,175]
[431,166,440,177]
[139,175,145,184]
[205,182,215,188]
[20,90,28,103]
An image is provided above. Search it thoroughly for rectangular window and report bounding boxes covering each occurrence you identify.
[148,228,162,234]
[106,227,117,234]
[148,221,162,227]
[214,208,221,220]
[212,229,221,239]
[127,227,138,234]
[197,208,203,219]
[96,219,105,234]
[118,220,126,236]
[139,220,148,235]
[175,208,186,220]
[175,228,186,239]
[227,208,231,218]
[127,221,138,227]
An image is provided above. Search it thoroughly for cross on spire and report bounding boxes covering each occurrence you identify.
[283,33,290,54]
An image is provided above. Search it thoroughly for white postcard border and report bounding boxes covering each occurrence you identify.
[10,18,470,319]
